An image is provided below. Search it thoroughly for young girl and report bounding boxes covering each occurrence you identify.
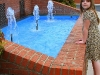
[76,0,100,75]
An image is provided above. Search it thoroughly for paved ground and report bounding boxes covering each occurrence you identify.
[87,61,94,75]
[87,11,100,75]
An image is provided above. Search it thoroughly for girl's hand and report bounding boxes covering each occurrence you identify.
[75,40,86,44]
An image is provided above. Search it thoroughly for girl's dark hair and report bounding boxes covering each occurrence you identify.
[80,0,100,24]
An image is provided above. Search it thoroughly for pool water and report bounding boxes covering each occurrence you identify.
[2,15,79,58]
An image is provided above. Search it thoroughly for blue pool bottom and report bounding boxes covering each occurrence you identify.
[2,15,79,58]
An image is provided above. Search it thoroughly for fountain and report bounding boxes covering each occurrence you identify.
[47,0,54,20]
[2,4,79,58]
[33,5,40,30]
[6,7,18,42]
[2,13,79,58]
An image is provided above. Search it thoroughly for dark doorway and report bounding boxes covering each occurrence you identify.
[0,3,6,28]
[19,0,25,18]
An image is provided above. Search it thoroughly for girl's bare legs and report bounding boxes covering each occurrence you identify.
[92,60,100,75]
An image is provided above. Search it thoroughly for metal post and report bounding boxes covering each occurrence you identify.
[36,20,38,30]
[11,34,13,42]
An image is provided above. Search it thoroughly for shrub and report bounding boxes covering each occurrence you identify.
[0,29,5,56]
[54,0,76,7]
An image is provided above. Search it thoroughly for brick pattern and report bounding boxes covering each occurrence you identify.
[0,16,86,75]
[0,0,86,75]
[0,0,80,27]
[0,0,32,26]
[31,1,80,15]
[53,1,80,15]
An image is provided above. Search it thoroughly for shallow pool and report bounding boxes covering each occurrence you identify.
[2,15,78,58]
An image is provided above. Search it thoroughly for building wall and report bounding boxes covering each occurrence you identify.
[0,0,80,18]
[0,0,32,19]
[0,0,80,27]
[31,0,80,15]
[31,0,48,15]
[0,0,50,20]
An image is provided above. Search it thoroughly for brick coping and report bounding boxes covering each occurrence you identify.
[1,16,86,75]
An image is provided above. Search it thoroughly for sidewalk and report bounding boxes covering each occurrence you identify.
[87,61,93,75]
[87,11,100,75]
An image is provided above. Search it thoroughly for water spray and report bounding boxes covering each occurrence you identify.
[33,5,39,30]
[6,7,17,42]
[47,0,54,20]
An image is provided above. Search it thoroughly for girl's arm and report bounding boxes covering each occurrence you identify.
[76,19,90,44]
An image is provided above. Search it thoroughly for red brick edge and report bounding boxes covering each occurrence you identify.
[0,16,86,75]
